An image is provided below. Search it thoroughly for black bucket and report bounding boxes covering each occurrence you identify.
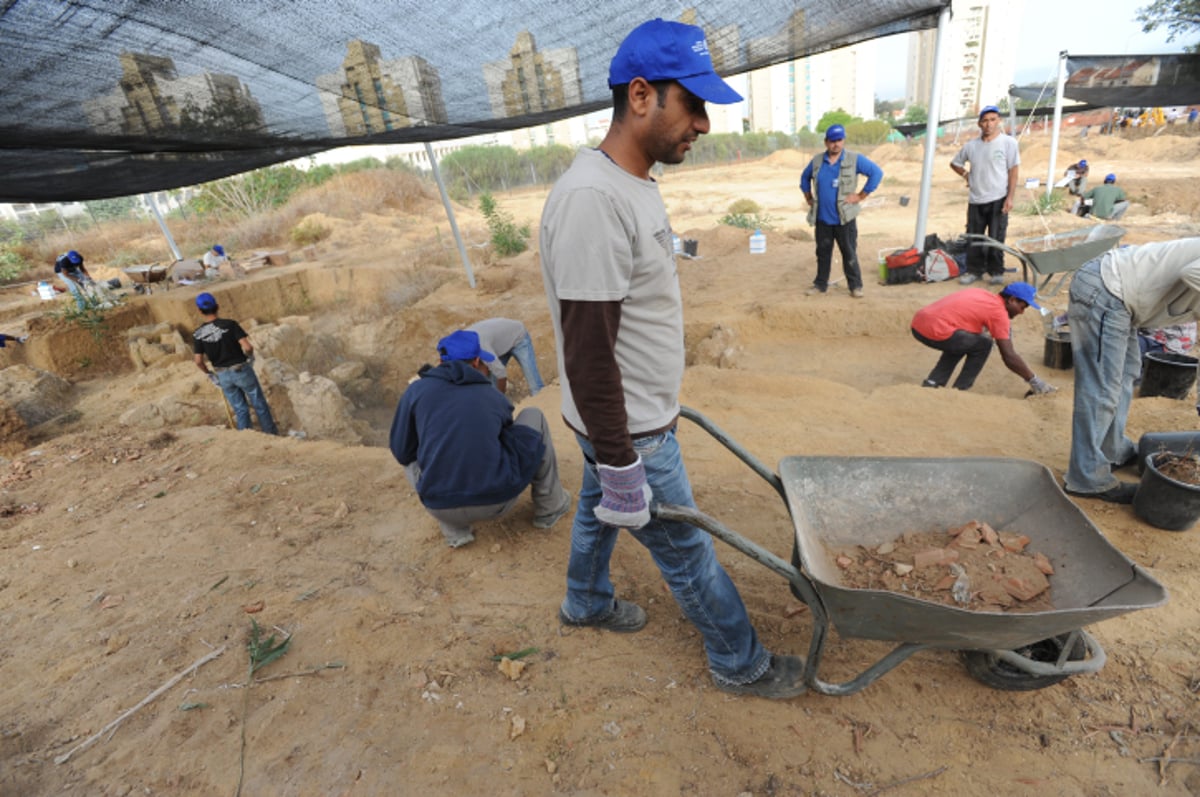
[683,239,698,257]
[1133,453,1200,531]
[1043,332,1072,370]
[1139,351,1199,400]
[1137,431,1200,474]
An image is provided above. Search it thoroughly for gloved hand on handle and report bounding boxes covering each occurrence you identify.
[1027,375,1056,395]
[595,456,653,530]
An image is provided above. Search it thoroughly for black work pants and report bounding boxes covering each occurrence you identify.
[965,199,1009,276]
[912,328,994,390]
[813,219,862,291]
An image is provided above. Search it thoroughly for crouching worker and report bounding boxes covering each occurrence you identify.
[911,282,1056,395]
[390,330,571,548]
[192,292,280,435]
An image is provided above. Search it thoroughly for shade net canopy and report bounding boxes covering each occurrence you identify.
[0,0,949,202]
[1010,53,1200,107]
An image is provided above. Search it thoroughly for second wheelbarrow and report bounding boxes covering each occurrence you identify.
[656,407,1167,696]
[966,224,1124,297]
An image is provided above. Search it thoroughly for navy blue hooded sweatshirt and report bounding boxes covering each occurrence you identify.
[389,360,545,510]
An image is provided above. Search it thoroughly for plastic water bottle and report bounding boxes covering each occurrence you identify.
[37,281,55,301]
[749,229,766,255]
[672,234,682,255]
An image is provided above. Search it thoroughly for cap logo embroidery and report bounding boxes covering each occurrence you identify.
[691,40,709,56]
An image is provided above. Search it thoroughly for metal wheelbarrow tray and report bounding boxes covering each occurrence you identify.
[967,224,1124,297]
[122,263,171,293]
[661,408,1167,695]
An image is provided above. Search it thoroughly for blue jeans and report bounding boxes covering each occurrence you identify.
[217,365,279,435]
[1065,261,1139,493]
[58,274,86,310]
[499,332,545,394]
[562,429,770,685]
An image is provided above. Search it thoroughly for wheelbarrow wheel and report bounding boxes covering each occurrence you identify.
[960,633,1087,691]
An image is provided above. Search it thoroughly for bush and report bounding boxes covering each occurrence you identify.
[479,192,530,257]
[1018,191,1069,216]
[719,211,776,231]
[726,199,761,215]
[290,218,332,246]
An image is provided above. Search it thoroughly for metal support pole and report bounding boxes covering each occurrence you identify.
[145,193,182,262]
[1045,51,1068,199]
[913,3,952,251]
[425,141,475,289]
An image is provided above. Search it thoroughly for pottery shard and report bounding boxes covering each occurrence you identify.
[1001,571,1050,601]
[1032,553,1055,575]
[497,657,526,681]
[999,533,1031,553]
[949,520,982,537]
[913,548,959,569]
[836,555,855,569]
[980,523,999,545]
[952,527,981,549]
[935,574,958,590]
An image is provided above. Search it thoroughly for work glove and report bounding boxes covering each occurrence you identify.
[1027,375,1056,395]
[595,456,653,530]
[207,372,220,387]
[17,336,27,344]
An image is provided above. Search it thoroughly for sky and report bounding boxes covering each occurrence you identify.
[874,0,1190,99]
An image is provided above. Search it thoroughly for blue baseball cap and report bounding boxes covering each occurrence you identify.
[1001,281,1041,309]
[825,124,846,142]
[196,292,218,312]
[437,330,495,363]
[608,19,742,104]
[213,244,225,256]
[1105,173,1116,183]
[979,105,1001,120]
[66,250,82,265]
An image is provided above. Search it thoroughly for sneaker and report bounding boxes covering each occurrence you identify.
[958,273,980,285]
[988,274,1006,285]
[805,285,827,296]
[558,599,647,633]
[533,493,572,529]
[921,379,942,388]
[714,654,807,699]
[1064,482,1138,504]
[850,288,864,298]
[444,530,476,548]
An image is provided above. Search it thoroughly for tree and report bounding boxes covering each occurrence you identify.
[874,97,903,119]
[901,105,928,125]
[815,109,855,134]
[1136,0,1200,51]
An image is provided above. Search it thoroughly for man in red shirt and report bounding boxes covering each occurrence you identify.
[911,282,1056,393]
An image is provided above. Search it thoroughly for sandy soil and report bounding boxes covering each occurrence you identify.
[4,129,1200,796]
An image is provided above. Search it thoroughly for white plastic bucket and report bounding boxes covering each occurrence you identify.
[749,230,766,255]
[37,281,55,301]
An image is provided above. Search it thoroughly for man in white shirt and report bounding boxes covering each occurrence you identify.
[950,106,1020,286]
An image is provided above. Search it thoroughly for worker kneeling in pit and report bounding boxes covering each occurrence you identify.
[911,281,1056,395]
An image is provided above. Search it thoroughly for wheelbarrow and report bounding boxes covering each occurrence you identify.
[966,224,1125,297]
[656,407,1167,694]
[122,263,171,294]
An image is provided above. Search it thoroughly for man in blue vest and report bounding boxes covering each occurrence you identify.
[800,124,883,298]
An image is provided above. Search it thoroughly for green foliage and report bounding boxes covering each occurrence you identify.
[901,105,928,125]
[875,97,904,119]
[290,218,331,246]
[1018,191,1070,216]
[84,197,140,223]
[1136,0,1200,50]
[816,109,856,134]
[845,120,894,145]
[189,164,313,218]
[246,619,291,675]
[51,289,122,341]
[719,210,776,231]
[0,222,30,283]
[479,192,530,257]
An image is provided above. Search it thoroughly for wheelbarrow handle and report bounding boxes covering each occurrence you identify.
[677,406,786,500]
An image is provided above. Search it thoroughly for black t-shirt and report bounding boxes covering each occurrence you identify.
[192,318,248,368]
